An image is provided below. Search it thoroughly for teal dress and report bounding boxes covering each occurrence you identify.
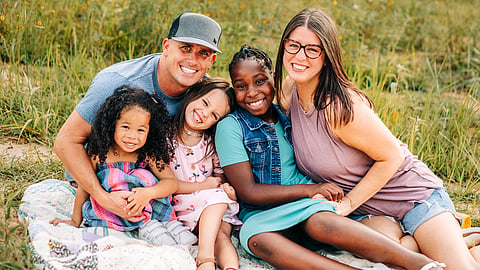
[216,108,336,256]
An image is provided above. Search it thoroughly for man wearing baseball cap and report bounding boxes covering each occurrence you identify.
[53,12,222,223]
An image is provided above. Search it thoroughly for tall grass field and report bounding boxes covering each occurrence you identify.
[1,0,479,268]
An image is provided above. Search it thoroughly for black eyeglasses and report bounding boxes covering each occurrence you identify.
[283,39,324,59]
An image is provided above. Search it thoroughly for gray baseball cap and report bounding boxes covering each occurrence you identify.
[168,12,222,53]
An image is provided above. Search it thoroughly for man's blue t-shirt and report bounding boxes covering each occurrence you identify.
[75,53,185,123]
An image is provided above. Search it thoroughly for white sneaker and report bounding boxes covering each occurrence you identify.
[138,219,177,246]
[164,220,197,245]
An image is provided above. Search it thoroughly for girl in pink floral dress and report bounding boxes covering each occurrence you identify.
[170,77,242,270]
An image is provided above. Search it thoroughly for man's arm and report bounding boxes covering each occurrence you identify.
[53,110,140,220]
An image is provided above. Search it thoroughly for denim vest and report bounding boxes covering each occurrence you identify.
[228,104,293,213]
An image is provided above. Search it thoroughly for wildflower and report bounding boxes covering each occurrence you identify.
[205,13,210,17]
[333,0,337,6]
[81,5,86,10]
[396,64,407,72]
[387,1,392,7]
[220,10,224,14]
[240,4,244,9]
[51,10,56,15]
[0,15,4,21]
[392,111,399,122]
[390,82,398,93]
[262,20,267,24]
[87,0,91,4]
[339,35,343,40]
[37,20,42,26]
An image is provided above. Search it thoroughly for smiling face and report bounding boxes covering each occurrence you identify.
[113,105,150,155]
[283,26,325,90]
[162,39,217,90]
[184,88,230,133]
[231,59,275,122]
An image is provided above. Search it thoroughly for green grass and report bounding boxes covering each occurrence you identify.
[1,0,479,268]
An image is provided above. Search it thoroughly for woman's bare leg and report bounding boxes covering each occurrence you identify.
[360,215,419,252]
[414,212,480,270]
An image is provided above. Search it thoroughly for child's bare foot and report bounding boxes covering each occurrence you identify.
[49,219,79,227]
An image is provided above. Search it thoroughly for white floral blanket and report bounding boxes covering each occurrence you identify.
[18,179,390,270]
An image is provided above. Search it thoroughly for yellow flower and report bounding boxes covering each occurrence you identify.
[387,1,392,7]
[37,20,42,26]
[51,10,56,15]
[81,5,86,10]
[333,0,337,6]
[205,13,211,17]
[0,15,5,21]
[339,35,343,40]
[262,20,267,24]
[392,112,399,122]
[240,5,244,9]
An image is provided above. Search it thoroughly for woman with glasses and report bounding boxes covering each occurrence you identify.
[275,8,480,269]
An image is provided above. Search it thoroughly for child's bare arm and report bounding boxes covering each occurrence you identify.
[175,176,222,194]
[50,186,88,227]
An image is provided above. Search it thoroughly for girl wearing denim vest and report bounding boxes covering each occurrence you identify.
[215,45,445,270]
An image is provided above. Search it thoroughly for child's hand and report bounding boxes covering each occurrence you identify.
[310,183,344,202]
[201,176,222,190]
[220,183,237,201]
[49,219,80,227]
[126,187,151,217]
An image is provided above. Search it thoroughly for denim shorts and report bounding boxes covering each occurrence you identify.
[402,186,458,235]
[349,187,458,235]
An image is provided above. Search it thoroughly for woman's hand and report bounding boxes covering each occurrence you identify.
[331,196,354,216]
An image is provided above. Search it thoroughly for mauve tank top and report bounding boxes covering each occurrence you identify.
[290,86,443,220]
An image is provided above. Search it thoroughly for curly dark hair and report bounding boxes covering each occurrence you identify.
[174,77,235,160]
[86,85,175,171]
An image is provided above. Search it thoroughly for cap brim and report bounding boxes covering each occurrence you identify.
[172,37,222,53]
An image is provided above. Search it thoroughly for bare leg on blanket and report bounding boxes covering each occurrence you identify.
[248,211,444,270]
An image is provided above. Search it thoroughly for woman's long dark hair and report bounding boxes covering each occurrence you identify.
[274,8,373,127]
[86,85,175,170]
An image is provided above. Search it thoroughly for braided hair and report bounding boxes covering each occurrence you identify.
[86,85,175,170]
[228,44,273,77]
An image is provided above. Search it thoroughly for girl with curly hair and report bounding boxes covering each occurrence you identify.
[51,85,196,246]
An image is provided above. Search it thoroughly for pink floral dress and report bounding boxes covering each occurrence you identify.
[170,136,242,230]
